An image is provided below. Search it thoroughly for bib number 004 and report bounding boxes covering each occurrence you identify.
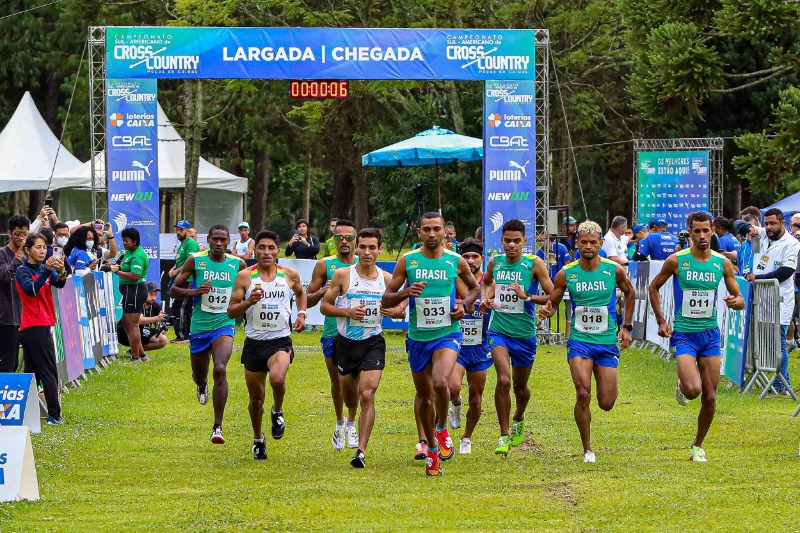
[349,298,380,328]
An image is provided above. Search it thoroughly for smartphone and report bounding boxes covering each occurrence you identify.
[94,223,104,231]
[294,230,300,237]
[52,247,64,261]
[44,198,53,208]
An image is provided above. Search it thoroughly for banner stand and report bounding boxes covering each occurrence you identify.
[0,426,40,502]
[0,374,41,434]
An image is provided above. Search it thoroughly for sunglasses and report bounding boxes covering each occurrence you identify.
[333,235,356,242]
[11,230,28,238]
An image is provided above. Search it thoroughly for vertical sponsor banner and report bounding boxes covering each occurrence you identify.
[50,287,68,385]
[637,151,709,234]
[59,278,85,381]
[104,272,120,355]
[718,277,752,387]
[106,79,160,288]
[645,260,673,351]
[377,261,409,331]
[73,275,95,370]
[93,272,111,357]
[82,274,104,364]
[483,80,536,258]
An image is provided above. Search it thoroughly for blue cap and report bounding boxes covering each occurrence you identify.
[655,218,668,227]
[175,220,190,230]
[632,224,647,234]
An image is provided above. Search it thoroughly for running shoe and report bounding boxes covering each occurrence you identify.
[510,419,525,446]
[196,383,209,405]
[139,354,151,363]
[436,427,455,461]
[414,441,428,461]
[47,415,64,426]
[675,380,690,406]
[448,400,462,429]
[211,424,225,444]
[495,435,511,456]
[252,436,267,460]
[425,448,442,477]
[332,423,345,451]
[346,424,359,449]
[459,437,472,455]
[583,450,596,463]
[350,449,366,468]
[690,445,707,462]
[170,338,189,344]
[271,410,285,440]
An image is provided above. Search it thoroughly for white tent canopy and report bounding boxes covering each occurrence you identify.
[0,92,82,193]
[54,103,247,232]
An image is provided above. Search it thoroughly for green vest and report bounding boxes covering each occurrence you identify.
[565,258,618,345]
[190,251,240,333]
[673,248,725,333]
[406,248,460,342]
[321,254,358,338]
[488,254,537,339]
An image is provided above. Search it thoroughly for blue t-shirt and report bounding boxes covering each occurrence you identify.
[536,242,571,279]
[575,248,607,260]
[737,239,753,275]
[717,232,740,254]
[68,247,93,272]
[638,232,679,260]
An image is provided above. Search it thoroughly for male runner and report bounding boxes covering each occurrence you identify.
[228,230,306,460]
[321,228,405,467]
[648,211,744,462]
[170,225,247,444]
[538,221,635,462]
[480,219,553,456]
[447,238,493,454]
[383,212,480,477]
[306,219,359,450]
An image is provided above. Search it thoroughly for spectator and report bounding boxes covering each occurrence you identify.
[285,218,320,259]
[232,222,255,259]
[187,228,206,251]
[790,213,800,235]
[0,215,29,372]
[736,206,762,275]
[324,218,339,256]
[110,228,151,362]
[628,224,649,260]
[116,282,167,353]
[602,216,629,265]
[64,226,100,276]
[535,235,571,279]
[15,232,67,424]
[445,222,459,252]
[561,216,577,251]
[713,216,740,262]
[475,226,483,244]
[168,220,199,343]
[53,222,70,248]
[741,208,799,394]
[637,218,679,260]
[29,205,58,233]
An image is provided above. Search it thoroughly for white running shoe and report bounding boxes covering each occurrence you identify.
[459,437,472,455]
[332,423,345,451]
[448,400,462,429]
[196,383,209,405]
[346,424,359,449]
[690,445,707,462]
[583,450,596,463]
[675,380,690,406]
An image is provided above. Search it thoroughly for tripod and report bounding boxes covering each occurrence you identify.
[397,184,426,261]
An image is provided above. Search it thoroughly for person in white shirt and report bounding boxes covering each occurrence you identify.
[232,222,255,260]
[742,208,800,394]
[602,216,629,265]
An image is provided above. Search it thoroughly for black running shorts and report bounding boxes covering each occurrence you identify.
[241,336,294,373]
[332,334,386,377]
[120,283,147,315]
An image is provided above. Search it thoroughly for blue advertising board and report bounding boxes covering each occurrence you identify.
[106,27,536,81]
[722,277,752,388]
[482,80,536,258]
[0,374,39,432]
[376,261,408,331]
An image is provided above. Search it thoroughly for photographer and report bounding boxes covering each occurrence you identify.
[116,283,168,353]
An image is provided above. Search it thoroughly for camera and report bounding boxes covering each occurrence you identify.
[677,230,690,249]
[413,183,425,201]
[162,314,178,326]
[100,265,113,273]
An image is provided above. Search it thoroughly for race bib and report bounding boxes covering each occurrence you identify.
[574,306,608,333]
[253,302,287,332]
[201,287,231,314]
[416,297,452,328]
[349,297,381,328]
[461,318,482,346]
[682,289,714,318]
[496,284,524,314]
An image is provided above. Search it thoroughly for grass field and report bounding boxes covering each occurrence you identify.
[2,329,799,532]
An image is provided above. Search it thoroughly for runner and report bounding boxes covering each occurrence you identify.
[228,230,306,460]
[321,228,405,467]
[538,221,635,462]
[383,212,480,477]
[232,222,255,260]
[306,220,359,450]
[648,211,744,462]
[170,225,247,444]
[448,238,492,455]
[480,219,553,457]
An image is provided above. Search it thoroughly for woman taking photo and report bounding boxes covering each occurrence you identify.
[285,218,320,259]
[110,228,151,362]
[15,233,67,425]
[64,226,100,276]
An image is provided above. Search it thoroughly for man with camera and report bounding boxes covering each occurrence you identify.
[116,282,168,354]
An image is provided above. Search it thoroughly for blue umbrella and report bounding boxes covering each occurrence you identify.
[362,125,483,214]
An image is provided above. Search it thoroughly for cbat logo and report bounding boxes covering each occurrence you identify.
[487,113,502,127]
[109,113,124,127]
[111,135,152,148]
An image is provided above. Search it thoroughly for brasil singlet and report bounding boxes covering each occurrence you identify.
[321,255,358,339]
[672,248,726,333]
[191,251,240,333]
[565,258,618,345]
[488,254,538,339]
[336,266,386,341]
[244,265,293,340]
[405,248,459,342]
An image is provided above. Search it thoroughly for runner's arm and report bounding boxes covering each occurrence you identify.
[647,254,677,326]
[382,256,414,308]
[480,257,495,301]
[528,256,554,304]
[287,267,307,332]
[305,259,329,308]
[722,259,745,310]
[616,265,635,325]
[546,270,567,312]
[382,270,407,318]
[226,269,254,318]
[246,240,255,259]
[170,256,201,298]
[320,269,349,318]
[457,257,480,310]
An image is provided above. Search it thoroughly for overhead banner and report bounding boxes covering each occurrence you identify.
[482,80,536,257]
[106,78,160,287]
[106,27,536,81]
[637,151,709,235]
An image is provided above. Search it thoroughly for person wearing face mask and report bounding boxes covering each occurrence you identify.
[64,226,100,276]
[0,215,30,372]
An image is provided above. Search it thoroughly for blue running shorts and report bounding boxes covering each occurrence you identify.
[407,332,463,373]
[670,329,721,358]
[457,345,494,373]
[190,326,235,355]
[487,331,537,368]
[321,336,335,359]
[566,340,620,368]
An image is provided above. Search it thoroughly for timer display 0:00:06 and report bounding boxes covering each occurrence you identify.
[289,81,349,99]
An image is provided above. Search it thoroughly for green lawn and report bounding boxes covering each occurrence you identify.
[2,330,799,532]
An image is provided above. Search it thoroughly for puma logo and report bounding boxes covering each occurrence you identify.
[132,159,154,177]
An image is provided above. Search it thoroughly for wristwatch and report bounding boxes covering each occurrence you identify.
[622,324,633,332]
[297,310,307,316]
[525,294,535,302]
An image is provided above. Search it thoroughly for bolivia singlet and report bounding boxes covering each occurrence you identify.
[244,265,293,340]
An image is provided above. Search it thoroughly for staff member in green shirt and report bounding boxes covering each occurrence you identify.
[110,227,151,361]
[168,220,200,343]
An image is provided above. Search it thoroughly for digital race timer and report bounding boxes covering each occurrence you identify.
[289,80,349,99]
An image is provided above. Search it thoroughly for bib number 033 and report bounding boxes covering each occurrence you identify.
[416,297,452,328]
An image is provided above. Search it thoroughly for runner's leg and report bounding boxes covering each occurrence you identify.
[245,369,267,439]
[694,356,721,447]
[511,364,533,423]
[412,367,437,447]
[210,334,234,425]
[676,354,702,400]
[492,346,512,435]
[569,357,594,452]
[356,369,382,451]
[463,369,488,440]
[431,348,458,429]
[266,350,291,413]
